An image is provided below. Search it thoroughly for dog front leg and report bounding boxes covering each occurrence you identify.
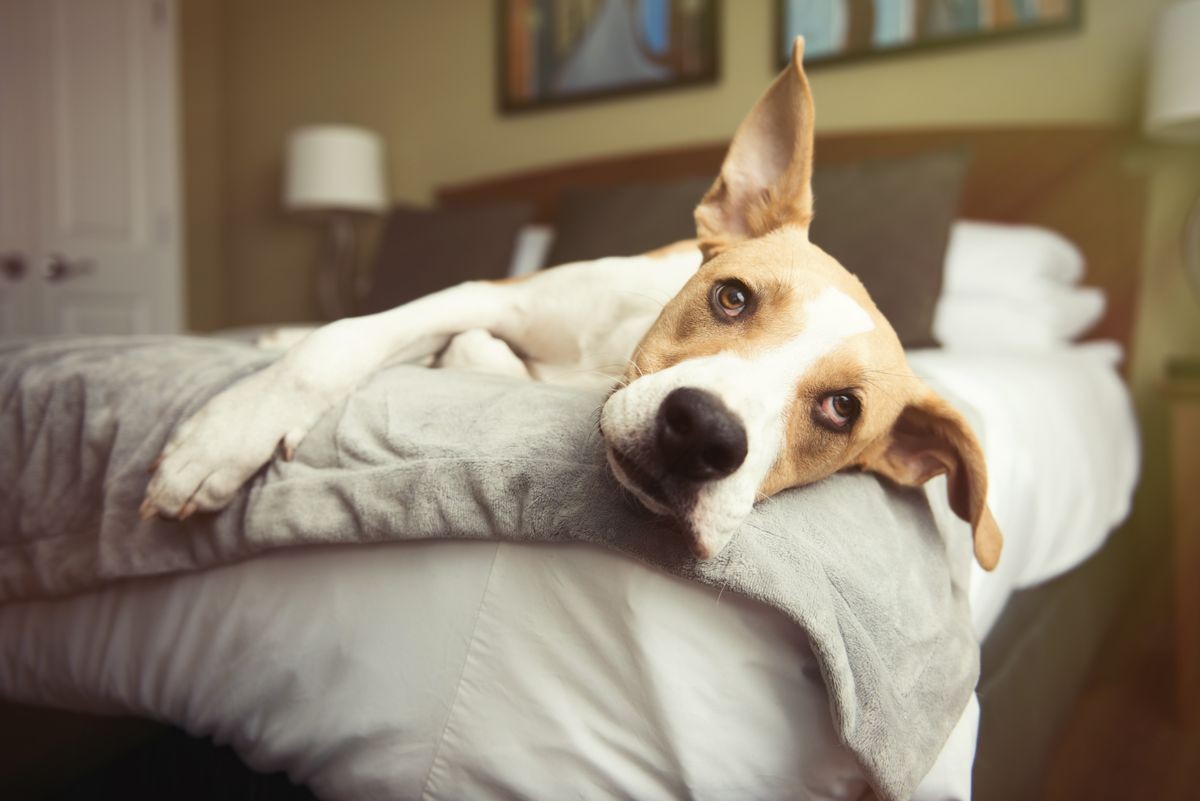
[143,281,519,519]
[438,329,531,379]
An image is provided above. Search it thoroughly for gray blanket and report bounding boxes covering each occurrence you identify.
[0,337,978,801]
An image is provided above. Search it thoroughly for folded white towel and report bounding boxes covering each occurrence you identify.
[934,286,1106,350]
[944,220,1085,299]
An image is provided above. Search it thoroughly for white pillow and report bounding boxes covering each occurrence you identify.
[934,286,1105,350]
[943,220,1085,299]
[507,224,555,277]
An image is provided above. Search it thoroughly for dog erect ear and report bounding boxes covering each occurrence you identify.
[861,393,1004,571]
[694,35,815,260]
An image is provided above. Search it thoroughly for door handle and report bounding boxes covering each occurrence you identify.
[1,251,27,281]
[42,253,95,282]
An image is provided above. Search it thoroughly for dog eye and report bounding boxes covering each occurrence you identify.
[712,281,750,318]
[817,393,861,431]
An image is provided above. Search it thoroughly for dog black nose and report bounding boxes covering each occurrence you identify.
[656,388,748,481]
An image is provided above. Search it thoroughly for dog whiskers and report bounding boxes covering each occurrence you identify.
[861,368,917,379]
[612,288,673,308]
[590,405,605,437]
[626,350,646,379]
[856,373,908,410]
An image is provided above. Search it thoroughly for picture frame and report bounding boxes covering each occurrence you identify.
[776,0,1083,68]
[499,0,720,113]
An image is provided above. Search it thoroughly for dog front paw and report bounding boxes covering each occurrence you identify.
[140,369,320,520]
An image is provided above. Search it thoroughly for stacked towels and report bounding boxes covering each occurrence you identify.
[933,221,1106,351]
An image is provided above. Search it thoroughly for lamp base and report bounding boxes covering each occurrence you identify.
[317,213,359,320]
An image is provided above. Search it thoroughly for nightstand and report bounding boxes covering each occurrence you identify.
[1168,358,1200,725]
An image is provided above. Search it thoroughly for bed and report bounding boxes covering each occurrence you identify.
[0,126,1145,801]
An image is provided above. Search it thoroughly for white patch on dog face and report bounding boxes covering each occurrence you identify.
[601,287,875,557]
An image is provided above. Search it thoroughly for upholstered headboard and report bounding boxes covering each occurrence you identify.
[438,127,1146,356]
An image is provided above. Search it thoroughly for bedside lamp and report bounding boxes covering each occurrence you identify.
[284,125,387,319]
[1145,0,1200,300]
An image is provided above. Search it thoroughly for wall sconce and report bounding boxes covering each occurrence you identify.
[284,125,387,319]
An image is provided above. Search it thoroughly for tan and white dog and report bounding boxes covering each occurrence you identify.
[144,38,1002,571]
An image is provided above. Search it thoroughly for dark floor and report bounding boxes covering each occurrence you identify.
[1039,590,1200,801]
[40,728,315,801]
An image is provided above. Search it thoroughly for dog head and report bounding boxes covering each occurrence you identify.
[600,38,1003,570]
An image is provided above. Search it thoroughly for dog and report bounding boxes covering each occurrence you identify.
[143,38,1002,572]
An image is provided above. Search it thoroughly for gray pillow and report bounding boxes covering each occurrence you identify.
[364,202,533,313]
[809,149,969,348]
[546,178,714,266]
[543,150,970,347]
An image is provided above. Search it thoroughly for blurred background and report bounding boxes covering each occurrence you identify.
[2,1,1200,798]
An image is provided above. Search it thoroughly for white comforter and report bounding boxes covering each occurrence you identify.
[0,344,1138,801]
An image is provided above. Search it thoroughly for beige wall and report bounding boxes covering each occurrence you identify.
[180,0,227,332]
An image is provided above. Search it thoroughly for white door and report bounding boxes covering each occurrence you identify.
[0,0,37,335]
[0,0,181,336]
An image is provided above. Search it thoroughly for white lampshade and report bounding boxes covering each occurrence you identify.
[284,125,387,213]
[1145,0,1200,142]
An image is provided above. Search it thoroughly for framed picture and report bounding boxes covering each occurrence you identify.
[499,0,719,113]
[777,0,1082,67]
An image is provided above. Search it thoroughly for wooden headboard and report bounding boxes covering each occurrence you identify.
[438,127,1146,354]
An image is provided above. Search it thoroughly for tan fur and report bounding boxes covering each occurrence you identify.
[694,40,815,261]
[624,37,1003,570]
[490,272,535,285]
[643,238,702,259]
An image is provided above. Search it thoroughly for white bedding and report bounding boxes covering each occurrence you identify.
[0,344,1139,801]
[908,342,1140,636]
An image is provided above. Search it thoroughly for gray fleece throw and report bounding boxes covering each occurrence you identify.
[0,336,978,801]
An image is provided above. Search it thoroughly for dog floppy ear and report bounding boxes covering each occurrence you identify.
[860,392,1004,571]
[694,35,815,260]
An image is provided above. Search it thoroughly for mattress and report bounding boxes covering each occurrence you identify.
[0,343,1138,801]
